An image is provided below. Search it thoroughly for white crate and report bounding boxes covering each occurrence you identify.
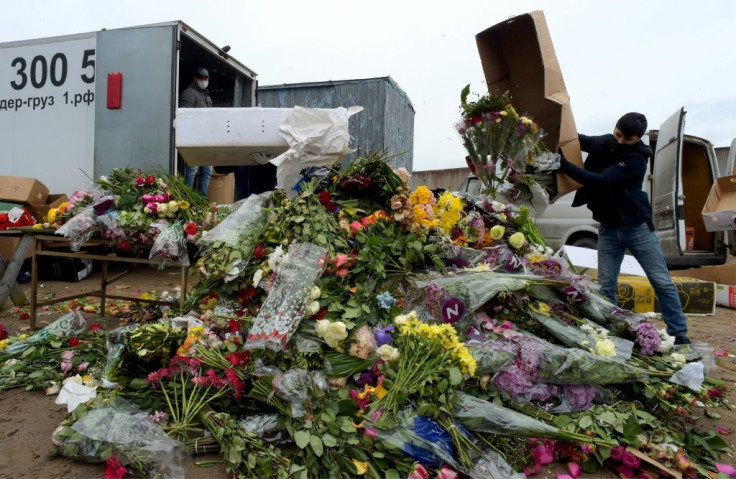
[175,107,292,166]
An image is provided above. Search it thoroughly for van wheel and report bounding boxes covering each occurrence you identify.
[570,237,598,250]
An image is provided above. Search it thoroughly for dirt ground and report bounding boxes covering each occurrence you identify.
[0,263,735,478]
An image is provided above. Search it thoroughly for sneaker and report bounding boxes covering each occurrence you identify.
[674,335,691,345]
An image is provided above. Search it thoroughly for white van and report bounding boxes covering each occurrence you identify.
[457,108,736,268]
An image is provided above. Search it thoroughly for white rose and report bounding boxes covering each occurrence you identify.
[309,286,322,301]
[158,203,169,215]
[168,200,179,213]
[306,300,321,317]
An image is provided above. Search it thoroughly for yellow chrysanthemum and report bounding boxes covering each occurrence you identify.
[177,200,190,210]
[409,185,433,206]
[47,208,58,223]
[0,339,7,350]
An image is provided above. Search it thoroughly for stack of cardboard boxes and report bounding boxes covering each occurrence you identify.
[0,176,68,260]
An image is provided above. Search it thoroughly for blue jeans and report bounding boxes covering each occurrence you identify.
[184,166,212,197]
[597,222,688,337]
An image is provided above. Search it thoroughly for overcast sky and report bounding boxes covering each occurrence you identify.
[1,0,734,171]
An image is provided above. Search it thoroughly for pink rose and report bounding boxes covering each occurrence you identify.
[60,360,72,373]
[407,464,429,479]
[567,461,581,478]
[716,463,736,477]
[532,444,554,465]
[435,466,458,479]
[622,451,641,469]
[610,444,625,461]
[77,362,89,372]
[614,464,634,478]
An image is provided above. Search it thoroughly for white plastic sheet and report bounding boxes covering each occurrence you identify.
[271,106,363,195]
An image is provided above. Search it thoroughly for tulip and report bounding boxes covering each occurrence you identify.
[614,464,634,478]
[532,444,554,466]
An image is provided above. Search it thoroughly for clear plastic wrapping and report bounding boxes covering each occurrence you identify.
[1,310,87,358]
[69,397,190,478]
[245,242,327,351]
[149,222,189,268]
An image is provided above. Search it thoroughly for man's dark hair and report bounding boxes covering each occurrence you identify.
[615,112,648,138]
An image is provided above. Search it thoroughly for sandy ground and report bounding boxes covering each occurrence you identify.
[0,263,735,478]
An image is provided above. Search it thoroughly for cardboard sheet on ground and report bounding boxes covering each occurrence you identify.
[556,245,646,276]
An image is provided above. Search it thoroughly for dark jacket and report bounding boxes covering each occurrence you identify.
[180,83,213,108]
[560,134,654,230]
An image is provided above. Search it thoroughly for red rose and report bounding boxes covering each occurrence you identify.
[0,324,8,340]
[184,221,198,236]
[145,175,156,186]
[90,324,104,332]
[69,337,80,347]
[253,244,267,259]
[18,312,30,320]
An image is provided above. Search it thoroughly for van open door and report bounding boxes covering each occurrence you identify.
[726,138,736,177]
[651,108,686,257]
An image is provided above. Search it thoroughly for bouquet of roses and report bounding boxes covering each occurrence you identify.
[456,86,546,201]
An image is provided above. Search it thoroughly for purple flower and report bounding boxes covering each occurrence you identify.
[492,365,533,395]
[355,370,378,387]
[632,322,661,356]
[374,325,395,346]
[562,286,587,303]
[563,384,596,412]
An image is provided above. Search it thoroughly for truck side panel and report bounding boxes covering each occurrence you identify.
[94,25,176,178]
[0,33,96,194]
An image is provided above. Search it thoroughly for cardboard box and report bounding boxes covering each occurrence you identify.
[672,263,735,286]
[476,11,583,202]
[715,284,736,309]
[0,176,49,205]
[672,263,736,309]
[206,173,235,204]
[617,275,716,315]
[702,175,736,231]
[27,193,69,223]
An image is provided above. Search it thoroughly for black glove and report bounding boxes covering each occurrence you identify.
[557,148,570,172]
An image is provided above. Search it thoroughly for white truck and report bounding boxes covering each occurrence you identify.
[458,107,736,268]
[0,21,258,195]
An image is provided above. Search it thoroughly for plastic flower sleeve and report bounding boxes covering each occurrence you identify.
[100,325,138,389]
[470,449,526,479]
[70,397,190,478]
[149,222,189,268]
[452,391,563,439]
[55,206,100,251]
[270,369,328,418]
[245,242,328,351]
[236,414,287,444]
[527,309,634,362]
[0,310,87,358]
[198,192,271,247]
[374,412,461,471]
[416,272,545,327]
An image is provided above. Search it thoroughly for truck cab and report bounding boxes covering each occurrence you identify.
[457,107,736,268]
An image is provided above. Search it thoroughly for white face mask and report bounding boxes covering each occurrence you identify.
[196,79,209,89]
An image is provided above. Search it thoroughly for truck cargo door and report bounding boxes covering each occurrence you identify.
[726,138,736,177]
[651,108,686,256]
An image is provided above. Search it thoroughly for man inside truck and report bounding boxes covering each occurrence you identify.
[558,112,691,345]
[180,67,214,196]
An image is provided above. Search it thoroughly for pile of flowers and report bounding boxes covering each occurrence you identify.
[0,152,732,478]
[0,205,36,230]
[38,168,223,262]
